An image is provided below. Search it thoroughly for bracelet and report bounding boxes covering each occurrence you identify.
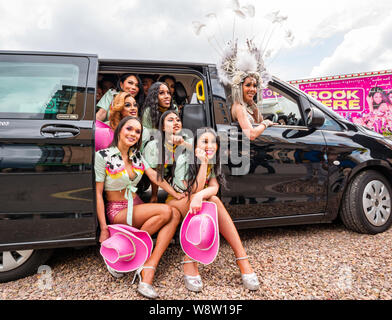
[261,120,270,128]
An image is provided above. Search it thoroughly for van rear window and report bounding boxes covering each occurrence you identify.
[0,55,89,120]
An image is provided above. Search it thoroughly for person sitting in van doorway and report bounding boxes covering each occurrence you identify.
[96,74,145,122]
[158,75,188,114]
[95,92,152,154]
[141,82,178,202]
[143,110,192,203]
[159,75,178,107]
[141,81,177,129]
[95,116,185,298]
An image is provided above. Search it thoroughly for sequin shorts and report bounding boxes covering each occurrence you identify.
[105,195,144,224]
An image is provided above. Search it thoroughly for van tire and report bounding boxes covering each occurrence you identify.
[0,249,53,283]
[340,170,392,234]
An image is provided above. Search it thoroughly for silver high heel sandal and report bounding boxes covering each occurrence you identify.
[104,261,124,279]
[132,265,159,299]
[181,260,203,292]
[236,256,260,291]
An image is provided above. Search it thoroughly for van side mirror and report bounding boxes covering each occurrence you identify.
[306,107,325,128]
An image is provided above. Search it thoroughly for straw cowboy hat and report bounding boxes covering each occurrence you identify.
[180,201,220,265]
[100,224,153,272]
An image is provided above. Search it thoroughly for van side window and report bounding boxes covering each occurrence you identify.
[319,112,343,131]
[0,56,88,120]
[262,87,304,126]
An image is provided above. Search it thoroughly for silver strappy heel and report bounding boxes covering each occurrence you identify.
[104,261,124,279]
[181,260,203,292]
[236,256,260,291]
[132,265,159,299]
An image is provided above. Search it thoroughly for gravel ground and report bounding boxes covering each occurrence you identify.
[2,221,392,300]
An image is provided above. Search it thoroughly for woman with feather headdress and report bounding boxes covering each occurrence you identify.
[221,39,275,140]
[193,1,295,140]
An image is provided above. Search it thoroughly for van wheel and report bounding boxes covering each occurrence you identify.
[340,170,392,234]
[0,249,53,283]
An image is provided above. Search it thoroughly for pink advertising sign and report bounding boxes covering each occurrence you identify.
[291,72,392,135]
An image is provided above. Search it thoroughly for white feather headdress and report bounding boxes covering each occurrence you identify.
[217,38,272,107]
[192,2,294,107]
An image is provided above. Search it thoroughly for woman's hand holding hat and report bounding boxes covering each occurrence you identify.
[99,225,110,243]
[189,193,203,215]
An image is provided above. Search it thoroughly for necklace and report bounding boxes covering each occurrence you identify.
[158,106,168,113]
[164,141,176,153]
[164,142,176,166]
[246,105,254,115]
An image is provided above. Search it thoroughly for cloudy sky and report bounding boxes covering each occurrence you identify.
[1,0,391,81]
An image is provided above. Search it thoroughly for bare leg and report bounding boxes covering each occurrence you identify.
[114,203,181,284]
[150,182,159,203]
[209,196,253,274]
[113,203,171,235]
[167,197,200,276]
[141,207,182,284]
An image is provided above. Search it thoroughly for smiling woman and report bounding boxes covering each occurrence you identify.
[96,73,145,122]
[141,81,177,130]
[109,92,139,130]
[95,116,186,298]
[231,75,275,140]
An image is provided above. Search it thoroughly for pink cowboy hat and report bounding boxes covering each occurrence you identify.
[180,201,219,265]
[95,120,114,151]
[100,224,153,273]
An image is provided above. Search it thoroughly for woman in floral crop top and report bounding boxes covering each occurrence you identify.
[95,116,185,299]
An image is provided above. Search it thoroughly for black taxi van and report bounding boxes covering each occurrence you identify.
[1,51,392,282]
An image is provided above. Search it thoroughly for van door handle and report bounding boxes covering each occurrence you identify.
[40,125,80,138]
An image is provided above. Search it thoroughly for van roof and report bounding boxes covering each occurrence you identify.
[0,50,214,70]
[0,50,98,58]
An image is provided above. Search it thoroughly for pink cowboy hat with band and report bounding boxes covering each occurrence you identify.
[180,201,219,265]
[95,120,114,151]
[100,224,153,272]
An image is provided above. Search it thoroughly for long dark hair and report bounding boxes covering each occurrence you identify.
[185,127,227,197]
[110,116,143,159]
[141,81,176,129]
[156,110,186,182]
[117,73,145,109]
[159,74,188,106]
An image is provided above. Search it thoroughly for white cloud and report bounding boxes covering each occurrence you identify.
[311,12,392,77]
[1,0,392,79]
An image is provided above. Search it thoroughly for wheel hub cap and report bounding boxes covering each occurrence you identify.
[363,180,391,227]
[0,250,34,272]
